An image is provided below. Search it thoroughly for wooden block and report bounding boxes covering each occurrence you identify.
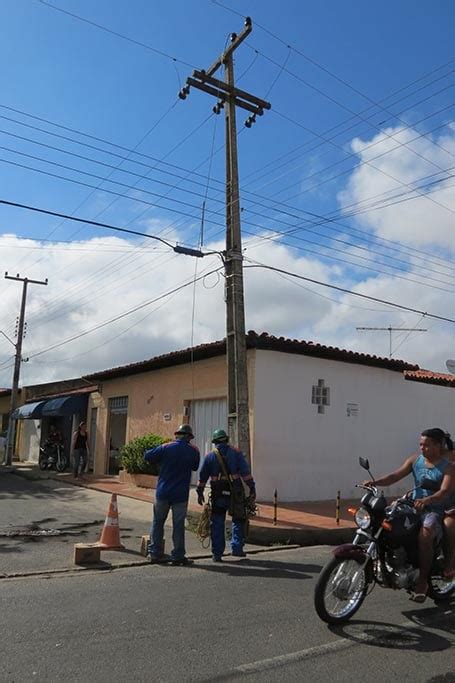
[74,543,101,565]
[140,535,149,557]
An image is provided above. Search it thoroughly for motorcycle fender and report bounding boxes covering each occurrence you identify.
[333,543,367,563]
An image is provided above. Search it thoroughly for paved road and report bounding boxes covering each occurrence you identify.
[0,472,262,575]
[1,546,454,682]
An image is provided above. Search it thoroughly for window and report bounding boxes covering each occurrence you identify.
[312,379,330,414]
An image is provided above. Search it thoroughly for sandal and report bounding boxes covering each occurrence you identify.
[409,591,427,604]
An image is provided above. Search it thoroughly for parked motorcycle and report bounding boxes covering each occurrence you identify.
[314,456,455,624]
[38,441,68,472]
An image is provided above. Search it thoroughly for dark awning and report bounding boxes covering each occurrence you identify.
[11,401,46,420]
[41,394,88,417]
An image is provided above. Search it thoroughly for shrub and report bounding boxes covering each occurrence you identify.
[119,433,167,475]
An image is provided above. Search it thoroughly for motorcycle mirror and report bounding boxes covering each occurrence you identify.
[359,457,370,471]
[359,456,375,483]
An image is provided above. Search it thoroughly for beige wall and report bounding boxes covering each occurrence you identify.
[92,354,258,474]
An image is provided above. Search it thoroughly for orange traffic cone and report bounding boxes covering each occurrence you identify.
[96,493,125,550]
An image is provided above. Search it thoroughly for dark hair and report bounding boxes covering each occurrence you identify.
[421,428,453,451]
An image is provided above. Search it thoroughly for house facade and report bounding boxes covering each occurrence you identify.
[6,332,455,501]
[83,331,455,502]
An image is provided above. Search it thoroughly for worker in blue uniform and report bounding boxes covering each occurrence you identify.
[144,424,200,566]
[196,428,255,562]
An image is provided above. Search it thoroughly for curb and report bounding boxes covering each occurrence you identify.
[0,545,301,580]
[186,509,354,547]
[10,467,356,548]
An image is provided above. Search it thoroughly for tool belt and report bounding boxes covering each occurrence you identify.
[213,449,247,520]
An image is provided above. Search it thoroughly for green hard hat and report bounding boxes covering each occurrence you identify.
[175,424,194,438]
[212,428,228,443]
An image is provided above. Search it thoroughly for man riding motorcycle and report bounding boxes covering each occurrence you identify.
[363,427,455,602]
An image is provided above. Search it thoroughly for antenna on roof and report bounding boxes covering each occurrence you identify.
[356,325,427,359]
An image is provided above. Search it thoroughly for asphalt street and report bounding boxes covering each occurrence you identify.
[0,471,262,575]
[1,546,454,682]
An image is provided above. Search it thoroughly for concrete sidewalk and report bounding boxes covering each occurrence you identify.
[10,463,356,546]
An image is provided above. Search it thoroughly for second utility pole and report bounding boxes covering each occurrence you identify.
[4,272,48,465]
[180,17,270,460]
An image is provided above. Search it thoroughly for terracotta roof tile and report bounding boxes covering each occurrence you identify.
[86,330,419,381]
[404,369,455,387]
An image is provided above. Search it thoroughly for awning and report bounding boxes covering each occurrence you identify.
[11,393,89,420]
[11,401,46,420]
[41,394,88,417]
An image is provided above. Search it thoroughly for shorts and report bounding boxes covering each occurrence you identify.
[421,511,443,542]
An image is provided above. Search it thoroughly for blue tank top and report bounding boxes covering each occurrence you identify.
[412,454,448,513]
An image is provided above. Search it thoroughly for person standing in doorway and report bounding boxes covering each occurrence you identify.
[72,421,89,478]
[144,424,200,566]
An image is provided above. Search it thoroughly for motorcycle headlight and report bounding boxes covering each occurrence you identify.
[355,508,371,530]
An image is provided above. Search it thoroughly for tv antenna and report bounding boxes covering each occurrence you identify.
[356,325,427,358]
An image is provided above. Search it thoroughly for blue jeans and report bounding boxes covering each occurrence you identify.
[211,511,245,559]
[73,448,87,475]
[150,498,188,561]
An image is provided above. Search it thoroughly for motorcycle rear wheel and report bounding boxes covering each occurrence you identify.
[314,555,369,624]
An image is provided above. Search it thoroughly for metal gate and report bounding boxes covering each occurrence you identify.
[190,398,227,479]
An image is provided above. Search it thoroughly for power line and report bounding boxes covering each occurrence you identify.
[244,257,455,325]
[37,0,197,69]
[0,199,209,255]
[25,265,224,361]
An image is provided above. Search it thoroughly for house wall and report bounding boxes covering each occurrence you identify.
[91,354,255,474]
[252,350,455,502]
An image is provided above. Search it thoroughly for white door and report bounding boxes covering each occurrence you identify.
[190,398,227,481]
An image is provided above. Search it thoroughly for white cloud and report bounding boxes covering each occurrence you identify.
[1,122,455,387]
[338,122,455,248]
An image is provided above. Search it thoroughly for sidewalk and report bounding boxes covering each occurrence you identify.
[10,463,356,546]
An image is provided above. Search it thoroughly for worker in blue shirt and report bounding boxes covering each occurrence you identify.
[196,428,255,562]
[144,424,200,566]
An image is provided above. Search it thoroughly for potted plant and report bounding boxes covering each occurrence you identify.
[119,433,166,488]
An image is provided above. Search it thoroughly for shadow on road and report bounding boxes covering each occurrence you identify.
[195,557,322,580]
[330,605,455,653]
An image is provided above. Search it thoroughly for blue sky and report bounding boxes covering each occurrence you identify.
[0,0,454,384]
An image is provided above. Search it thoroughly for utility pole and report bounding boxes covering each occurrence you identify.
[3,272,48,465]
[356,325,427,358]
[179,17,270,460]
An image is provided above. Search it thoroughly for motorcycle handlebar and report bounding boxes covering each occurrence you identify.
[355,483,378,494]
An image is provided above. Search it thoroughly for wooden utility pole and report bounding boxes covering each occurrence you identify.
[356,325,427,358]
[4,272,48,465]
[180,17,270,460]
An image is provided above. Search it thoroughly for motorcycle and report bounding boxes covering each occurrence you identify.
[314,456,455,624]
[39,441,68,472]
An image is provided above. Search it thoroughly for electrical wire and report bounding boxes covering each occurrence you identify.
[243,257,455,324]
[37,0,197,69]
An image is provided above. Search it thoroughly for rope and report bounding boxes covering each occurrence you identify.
[196,502,212,548]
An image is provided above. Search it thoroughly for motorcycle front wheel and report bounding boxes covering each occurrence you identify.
[56,457,68,473]
[314,555,370,624]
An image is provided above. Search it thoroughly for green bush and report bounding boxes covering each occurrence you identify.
[119,433,167,475]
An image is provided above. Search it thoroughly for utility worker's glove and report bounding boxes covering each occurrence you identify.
[196,487,205,506]
[247,482,256,502]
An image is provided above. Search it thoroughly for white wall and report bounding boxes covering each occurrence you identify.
[19,420,41,462]
[252,350,454,502]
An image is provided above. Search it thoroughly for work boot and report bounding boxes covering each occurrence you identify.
[171,557,193,566]
[231,550,247,558]
[148,553,165,564]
